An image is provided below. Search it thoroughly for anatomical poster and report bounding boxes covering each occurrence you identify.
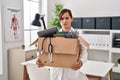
[5,7,23,42]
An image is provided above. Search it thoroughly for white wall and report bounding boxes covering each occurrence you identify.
[0,0,23,80]
[0,1,2,75]
[62,0,120,17]
[47,0,120,25]
[41,0,48,27]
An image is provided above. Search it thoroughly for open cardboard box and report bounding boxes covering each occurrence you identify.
[37,37,80,68]
[30,35,89,68]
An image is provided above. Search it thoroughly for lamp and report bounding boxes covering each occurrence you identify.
[32,13,46,29]
[32,13,58,37]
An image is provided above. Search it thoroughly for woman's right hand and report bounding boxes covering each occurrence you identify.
[36,57,44,67]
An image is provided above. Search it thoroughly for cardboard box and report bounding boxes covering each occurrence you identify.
[37,37,80,68]
[30,35,89,68]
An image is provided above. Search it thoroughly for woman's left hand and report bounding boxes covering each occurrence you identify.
[71,60,82,70]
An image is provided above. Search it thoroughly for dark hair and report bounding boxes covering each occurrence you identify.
[58,9,73,20]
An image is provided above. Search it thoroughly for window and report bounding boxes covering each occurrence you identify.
[24,0,42,47]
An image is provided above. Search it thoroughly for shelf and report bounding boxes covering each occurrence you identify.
[89,47,110,51]
[80,29,120,73]
[79,29,120,32]
[80,29,110,32]
[110,30,120,33]
[82,31,110,35]
[113,66,120,73]
[110,48,120,53]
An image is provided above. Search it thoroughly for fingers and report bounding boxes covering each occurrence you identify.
[36,59,44,67]
[71,60,82,70]
[71,64,80,70]
[71,66,80,70]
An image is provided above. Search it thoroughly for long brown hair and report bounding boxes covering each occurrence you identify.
[58,9,73,20]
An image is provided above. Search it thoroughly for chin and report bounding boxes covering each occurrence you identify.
[64,26,70,28]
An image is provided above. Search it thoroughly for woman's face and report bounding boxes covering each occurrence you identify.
[60,12,73,30]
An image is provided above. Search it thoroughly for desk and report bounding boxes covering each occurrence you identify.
[21,59,114,80]
[80,60,114,80]
[21,59,36,80]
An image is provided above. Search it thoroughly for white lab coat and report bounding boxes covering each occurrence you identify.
[50,27,88,80]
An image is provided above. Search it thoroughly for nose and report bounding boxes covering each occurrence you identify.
[63,18,66,23]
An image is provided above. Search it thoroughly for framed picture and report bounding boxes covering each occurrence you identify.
[5,7,23,42]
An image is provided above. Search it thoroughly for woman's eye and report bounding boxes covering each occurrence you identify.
[60,17,69,21]
[60,18,64,20]
[65,17,69,20]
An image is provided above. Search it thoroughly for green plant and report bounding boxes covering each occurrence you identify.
[117,58,120,64]
[49,3,63,29]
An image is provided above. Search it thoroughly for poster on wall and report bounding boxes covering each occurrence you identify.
[5,7,23,42]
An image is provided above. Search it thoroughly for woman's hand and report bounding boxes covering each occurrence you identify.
[36,57,44,67]
[71,60,82,70]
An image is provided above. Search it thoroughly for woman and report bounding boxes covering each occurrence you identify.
[36,8,89,80]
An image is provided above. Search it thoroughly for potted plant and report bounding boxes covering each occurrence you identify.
[117,58,120,67]
[49,3,63,29]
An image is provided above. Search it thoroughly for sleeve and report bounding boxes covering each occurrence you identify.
[79,43,88,64]
[75,29,88,63]
[70,28,88,63]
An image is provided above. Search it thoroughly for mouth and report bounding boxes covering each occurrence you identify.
[63,24,67,26]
